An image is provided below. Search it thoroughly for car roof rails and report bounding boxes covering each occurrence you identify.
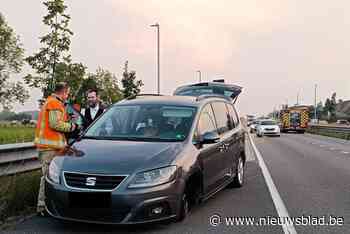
[196,94,232,102]
[126,93,164,100]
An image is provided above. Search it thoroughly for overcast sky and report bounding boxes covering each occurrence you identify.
[2,0,350,116]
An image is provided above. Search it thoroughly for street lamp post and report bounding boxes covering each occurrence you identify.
[297,92,299,105]
[196,70,201,83]
[150,23,160,94]
[314,84,317,120]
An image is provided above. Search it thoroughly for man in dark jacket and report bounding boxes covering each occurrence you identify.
[82,89,105,128]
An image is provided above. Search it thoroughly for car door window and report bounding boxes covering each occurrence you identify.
[226,104,239,129]
[211,102,231,134]
[197,104,217,136]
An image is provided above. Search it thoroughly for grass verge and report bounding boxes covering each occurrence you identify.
[0,170,41,226]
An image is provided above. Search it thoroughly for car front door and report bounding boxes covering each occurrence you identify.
[195,103,225,195]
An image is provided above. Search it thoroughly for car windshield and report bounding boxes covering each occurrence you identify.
[260,121,276,125]
[84,104,197,142]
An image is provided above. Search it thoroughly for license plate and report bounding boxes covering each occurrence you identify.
[69,192,111,208]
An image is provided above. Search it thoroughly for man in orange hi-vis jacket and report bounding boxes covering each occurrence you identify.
[34,82,77,216]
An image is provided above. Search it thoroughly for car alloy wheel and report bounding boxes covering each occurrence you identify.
[227,156,245,188]
[237,157,244,185]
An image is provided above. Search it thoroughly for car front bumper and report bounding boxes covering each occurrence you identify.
[260,130,280,136]
[45,176,185,224]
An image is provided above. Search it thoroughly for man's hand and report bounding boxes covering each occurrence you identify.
[71,114,79,122]
[71,123,77,132]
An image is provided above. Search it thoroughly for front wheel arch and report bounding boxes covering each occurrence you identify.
[176,170,203,222]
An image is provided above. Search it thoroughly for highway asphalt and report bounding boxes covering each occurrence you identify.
[3,133,350,234]
[254,133,350,234]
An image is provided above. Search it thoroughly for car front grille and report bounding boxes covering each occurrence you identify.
[265,128,275,131]
[63,172,127,191]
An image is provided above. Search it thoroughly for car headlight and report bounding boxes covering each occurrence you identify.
[48,157,62,184]
[128,166,177,188]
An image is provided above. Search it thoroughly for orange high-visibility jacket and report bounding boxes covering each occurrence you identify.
[34,95,68,150]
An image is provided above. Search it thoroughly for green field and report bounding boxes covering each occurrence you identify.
[0,125,35,145]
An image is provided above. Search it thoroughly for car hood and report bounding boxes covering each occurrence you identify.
[59,139,184,175]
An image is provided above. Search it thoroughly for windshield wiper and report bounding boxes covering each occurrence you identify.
[81,136,106,140]
[110,136,156,141]
[119,137,183,142]
[81,136,143,141]
[82,136,182,142]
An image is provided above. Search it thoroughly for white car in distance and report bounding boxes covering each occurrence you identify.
[249,120,260,133]
[256,119,280,137]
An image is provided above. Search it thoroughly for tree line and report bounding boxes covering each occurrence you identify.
[269,92,348,122]
[0,0,143,110]
[309,92,348,122]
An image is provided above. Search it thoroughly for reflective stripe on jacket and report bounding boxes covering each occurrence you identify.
[34,95,68,150]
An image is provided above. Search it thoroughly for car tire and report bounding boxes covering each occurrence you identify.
[228,156,244,188]
[175,192,189,222]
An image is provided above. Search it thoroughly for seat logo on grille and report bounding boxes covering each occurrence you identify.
[86,177,97,186]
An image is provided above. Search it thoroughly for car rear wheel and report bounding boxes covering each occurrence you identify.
[228,156,244,188]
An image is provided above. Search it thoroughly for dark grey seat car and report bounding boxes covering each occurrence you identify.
[45,82,246,224]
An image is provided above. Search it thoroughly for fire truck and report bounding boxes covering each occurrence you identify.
[279,105,309,133]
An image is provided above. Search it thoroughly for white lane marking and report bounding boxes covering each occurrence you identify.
[247,133,297,234]
[319,145,325,147]
[330,148,336,151]
[342,151,349,154]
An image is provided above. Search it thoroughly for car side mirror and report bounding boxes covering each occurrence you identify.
[201,132,220,144]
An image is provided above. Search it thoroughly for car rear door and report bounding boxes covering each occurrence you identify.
[226,104,245,170]
[211,101,236,183]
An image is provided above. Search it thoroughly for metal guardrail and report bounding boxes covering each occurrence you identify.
[307,124,350,140]
[0,142,40,177]
[308,124,350,132]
